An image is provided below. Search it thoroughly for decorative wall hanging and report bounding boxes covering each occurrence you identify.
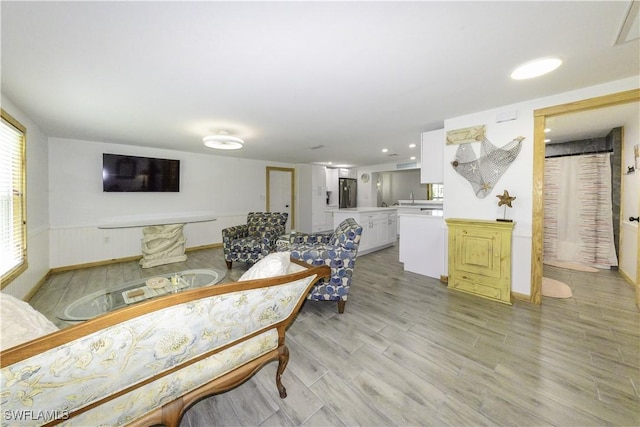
[446,125,486,145]
[451,136,524,198]
[496,190,516,222]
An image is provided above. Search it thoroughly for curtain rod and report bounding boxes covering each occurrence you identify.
[545,148,613,159]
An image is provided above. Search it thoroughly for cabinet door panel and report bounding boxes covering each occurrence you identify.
[454,229,501,278]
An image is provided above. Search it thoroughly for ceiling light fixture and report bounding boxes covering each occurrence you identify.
[203,131,244,150]
[510,57,562,80]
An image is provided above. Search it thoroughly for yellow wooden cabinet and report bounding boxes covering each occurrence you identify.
[446,218,515,305]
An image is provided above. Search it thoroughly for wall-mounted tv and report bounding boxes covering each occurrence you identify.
[102,153,180,192]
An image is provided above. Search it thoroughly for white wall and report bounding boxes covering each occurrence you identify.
[443,76,640,296]
[1,96,51,299]
[48,138,293,268]
[357,162,421,207]
[379,169,427,206]
[619,103,640,282]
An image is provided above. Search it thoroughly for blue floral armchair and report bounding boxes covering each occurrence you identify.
[223,212,288,269]
[277,217,363,313]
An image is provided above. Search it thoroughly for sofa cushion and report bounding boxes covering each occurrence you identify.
[239,252,291,281]
[0,292,59,351]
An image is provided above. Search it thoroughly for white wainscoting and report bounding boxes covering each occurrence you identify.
[49,214,247,268]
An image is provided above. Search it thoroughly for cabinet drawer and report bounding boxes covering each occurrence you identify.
[456,271,506,288]
[450,277,502,301]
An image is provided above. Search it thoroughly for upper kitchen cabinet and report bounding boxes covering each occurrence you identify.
[420,129,444,183]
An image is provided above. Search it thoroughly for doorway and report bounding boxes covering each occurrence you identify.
[266,166,295,232]
[531,89,640,304]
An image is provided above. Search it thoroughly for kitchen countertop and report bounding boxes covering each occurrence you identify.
[397,209,444,218]
[326,207,398,213]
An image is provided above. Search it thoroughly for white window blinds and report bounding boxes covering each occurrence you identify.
[1,110,27,286]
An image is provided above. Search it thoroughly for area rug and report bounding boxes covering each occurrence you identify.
[543,260,599,273]
[542,277,573,298]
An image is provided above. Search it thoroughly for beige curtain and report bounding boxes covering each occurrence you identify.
[544,153,618,268]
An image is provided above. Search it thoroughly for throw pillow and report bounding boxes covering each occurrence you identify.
[238,251,291,281]
[1,292,59,351]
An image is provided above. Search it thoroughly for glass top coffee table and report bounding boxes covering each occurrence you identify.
[58,268,226,321]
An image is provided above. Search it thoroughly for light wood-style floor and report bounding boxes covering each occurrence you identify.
[30,244,639,426]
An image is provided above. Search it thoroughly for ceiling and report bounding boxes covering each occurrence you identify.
[2,1,639,168]
[546,102,640,144]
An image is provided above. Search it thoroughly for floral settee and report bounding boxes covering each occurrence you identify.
[0,253,329,427]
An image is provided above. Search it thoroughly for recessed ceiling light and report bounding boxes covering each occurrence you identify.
[544,138,551,143]
[410,156,416,160]
[382,148,388,153]
[544,128,551,133]
[409,144,416,148]
[511,57,562,80]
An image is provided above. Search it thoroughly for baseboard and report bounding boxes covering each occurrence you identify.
[618,268,636,287]
[512,292,530,303]
[24,270,52,302]
[50,243,223,274]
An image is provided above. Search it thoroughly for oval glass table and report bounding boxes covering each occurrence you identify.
[58,268,226,321]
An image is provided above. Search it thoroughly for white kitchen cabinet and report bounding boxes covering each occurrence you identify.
[298,165,331,233]
[420,129,444,183]
[311,166,330,232]
[332,208,397,255]
[338,168,357,179]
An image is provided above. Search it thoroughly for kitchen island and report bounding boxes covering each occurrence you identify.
[398,209,446,280]
[329,207,398,255]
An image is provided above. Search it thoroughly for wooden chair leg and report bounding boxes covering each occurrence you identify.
[225,260,232,269]
[337,300,346,314]
[276,345,289,398]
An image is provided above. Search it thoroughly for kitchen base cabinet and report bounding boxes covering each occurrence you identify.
[446,218,514,305]
[332,208,397,256]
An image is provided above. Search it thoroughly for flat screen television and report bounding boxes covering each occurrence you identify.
[102,153,180,192]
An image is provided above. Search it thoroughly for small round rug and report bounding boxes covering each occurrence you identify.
[542,277,573,298]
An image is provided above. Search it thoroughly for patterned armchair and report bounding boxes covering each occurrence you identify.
[223,212,288,269]
[277,217,363,313]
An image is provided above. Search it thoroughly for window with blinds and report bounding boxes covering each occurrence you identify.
[1,109,27,287]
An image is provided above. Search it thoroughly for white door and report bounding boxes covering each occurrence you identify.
[267,167,294,232]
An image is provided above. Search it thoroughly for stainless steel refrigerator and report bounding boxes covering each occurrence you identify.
[339,178,357,208]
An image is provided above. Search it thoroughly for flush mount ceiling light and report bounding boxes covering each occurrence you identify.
[203,131,244,150]
[510,57,562,80]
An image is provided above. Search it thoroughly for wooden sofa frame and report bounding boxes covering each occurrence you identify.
[1,259,330,426]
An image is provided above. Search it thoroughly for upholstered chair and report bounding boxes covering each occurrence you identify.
[277,217,363,314]
[222,212,288,269]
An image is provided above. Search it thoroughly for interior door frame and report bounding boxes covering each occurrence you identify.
[266,166,296,230]
[530,89,640,304]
